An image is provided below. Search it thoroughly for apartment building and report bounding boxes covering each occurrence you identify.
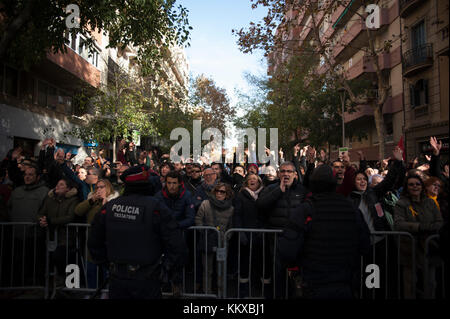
[269,0,449,163]
[0,28,105,161]
[0,29,189,162]
[400,0,449,163]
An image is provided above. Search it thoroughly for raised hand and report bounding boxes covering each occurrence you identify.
[279,148,284,159]
[425,154,431,162]
[280,176,286,192]
[307,146,316,163]
[293,144,300,156]
[430,136,442,156]
[392,146,403,161]
[342,153,350,167]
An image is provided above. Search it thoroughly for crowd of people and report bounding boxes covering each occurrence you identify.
[0,136,448,299]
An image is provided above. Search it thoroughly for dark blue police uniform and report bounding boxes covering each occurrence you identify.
[88,165,188,299]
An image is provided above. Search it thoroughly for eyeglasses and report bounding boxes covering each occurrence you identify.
[215,189,226,194]
[279,170,294,174]
[408,183,421,187]
[204,173,216,177]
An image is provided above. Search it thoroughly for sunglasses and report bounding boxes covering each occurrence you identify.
[408,182,421,187]
[215,189,226,194]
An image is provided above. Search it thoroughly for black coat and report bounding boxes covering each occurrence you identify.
[256,178,307,229]
[300,192,371,286]
[234,188,265,229]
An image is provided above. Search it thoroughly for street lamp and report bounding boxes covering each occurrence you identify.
[338,88,346,147]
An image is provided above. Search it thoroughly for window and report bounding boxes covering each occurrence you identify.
[37,80,48,107]
[384,114,393,142]
[66,33,100,68]
[4,65,19,97]
[47,86,58,110]
[411,21,426,49]
[20,71,34,102]
[409,79,429,108]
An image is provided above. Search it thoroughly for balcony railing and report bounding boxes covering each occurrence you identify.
[402,44,433,77]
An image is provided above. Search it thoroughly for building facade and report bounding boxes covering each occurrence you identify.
[269,0,448,163]
[400,0,449,163]
[0,27,189,162]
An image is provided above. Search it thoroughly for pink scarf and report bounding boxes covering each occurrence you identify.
[244,186,264,201]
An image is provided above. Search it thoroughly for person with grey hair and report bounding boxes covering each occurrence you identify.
[256,161,307,298]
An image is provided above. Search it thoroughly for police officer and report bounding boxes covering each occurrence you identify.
[88,165,188,299]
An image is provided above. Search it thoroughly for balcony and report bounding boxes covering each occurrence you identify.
[403,44,433,77]
[344,93,403,124]
[400,0,426,18]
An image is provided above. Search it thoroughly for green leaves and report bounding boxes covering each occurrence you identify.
[1,0,192,75]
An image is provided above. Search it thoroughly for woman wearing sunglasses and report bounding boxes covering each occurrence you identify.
[394,174,443,298]
[195,182,234,294]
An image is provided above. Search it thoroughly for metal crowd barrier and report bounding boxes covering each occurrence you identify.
[1,221,446,300]
[358,231,416,299]
[424,234,446,299]
[0,222,50,299]
[165,226,222,299]
[222,228,284,299]
[50,223,109,299]
[52,224,223,299]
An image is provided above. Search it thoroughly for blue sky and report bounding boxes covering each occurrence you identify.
[179,0,268,107]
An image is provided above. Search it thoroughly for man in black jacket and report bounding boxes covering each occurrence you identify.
[256,161,307,229]
[256,161,308,298]
[299,165,371,299]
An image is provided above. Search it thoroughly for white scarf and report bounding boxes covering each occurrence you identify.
[244,186,263,201]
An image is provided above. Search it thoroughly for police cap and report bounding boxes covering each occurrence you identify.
[120,164,151,184]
